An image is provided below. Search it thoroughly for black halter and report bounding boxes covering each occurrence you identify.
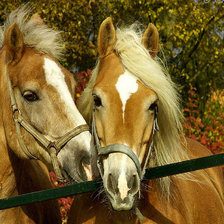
[91,105,159,179]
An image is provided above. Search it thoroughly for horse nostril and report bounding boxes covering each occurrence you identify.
[129,174,139,195]
[107,173,118,195]
[79,147,91,166]
[107,173,113,190]
[77,150,92,181]
[82,155,91,165]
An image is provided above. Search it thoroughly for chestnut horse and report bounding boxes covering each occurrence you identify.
[68,18,224,223]
[0,7,95,224]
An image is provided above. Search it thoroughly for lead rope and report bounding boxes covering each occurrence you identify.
[135,207,147,223]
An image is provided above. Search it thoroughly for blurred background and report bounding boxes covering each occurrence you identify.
[1,1,223,223]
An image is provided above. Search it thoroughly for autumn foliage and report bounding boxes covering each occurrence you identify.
[50,172,74,224]
[183,87,224,156]
[0,0,223,112]
[0,1,223,224]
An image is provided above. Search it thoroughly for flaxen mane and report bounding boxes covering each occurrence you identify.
[78,24,197,199]
[0,6,63,59]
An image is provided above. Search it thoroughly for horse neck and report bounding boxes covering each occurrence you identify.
[0,109,51,200]
[0,129,57,223]
[0,114,16,200]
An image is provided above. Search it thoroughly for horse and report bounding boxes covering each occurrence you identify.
[68,18,224,224]
[0,7,95,224]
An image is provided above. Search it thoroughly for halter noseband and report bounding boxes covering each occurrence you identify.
[5,56,89,181]
[92,105,159,180]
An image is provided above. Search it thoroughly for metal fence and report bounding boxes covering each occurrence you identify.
[0,153,224,210]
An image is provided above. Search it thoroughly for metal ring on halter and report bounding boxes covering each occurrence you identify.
[12,108,21,120]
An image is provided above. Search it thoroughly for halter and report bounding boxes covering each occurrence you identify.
[5,56,89,181]
[91,105,159,180]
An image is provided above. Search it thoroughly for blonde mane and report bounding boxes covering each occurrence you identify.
[78,24,196,198]
[0,5,64,59]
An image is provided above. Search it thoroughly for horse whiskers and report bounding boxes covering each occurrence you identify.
[140,181,152,193]
[100,195,112,214]
[91,183,104,201]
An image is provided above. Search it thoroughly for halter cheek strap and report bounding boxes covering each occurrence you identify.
[5,56,89,181]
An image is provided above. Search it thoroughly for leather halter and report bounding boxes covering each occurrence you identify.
[92,105,159,180]
[5,56,89,181]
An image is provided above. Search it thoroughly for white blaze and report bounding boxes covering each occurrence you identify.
[118,171,130,201]
[43,57,86,126]
[115,71,138,121]
[117,152,131,201]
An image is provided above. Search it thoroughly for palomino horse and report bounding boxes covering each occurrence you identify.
[68,18,224,223]
[0,7,94,223]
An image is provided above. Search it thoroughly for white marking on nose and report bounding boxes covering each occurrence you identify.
[115,70,138,121]
[43,57,86,126]
[118,171,130,201]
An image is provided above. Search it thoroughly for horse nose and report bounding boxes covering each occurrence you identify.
[127,174,139,196]
[106,170,139,201]
[77,147,93,181]
[73,131,94,181]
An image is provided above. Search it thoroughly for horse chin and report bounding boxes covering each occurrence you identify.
[57,144,94,183]
[106,191,136,211]
[64,165,89,184]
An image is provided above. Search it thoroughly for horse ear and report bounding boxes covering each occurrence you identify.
[142,23,159,58]
[31,13,45,26]
[4,23,24,64]
[98,17,116,57]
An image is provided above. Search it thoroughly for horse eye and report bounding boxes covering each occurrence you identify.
[23,91,39,102]
[149,102,158,111]
[93,95,102,107]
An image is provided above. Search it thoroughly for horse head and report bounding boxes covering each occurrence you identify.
[91,18,160,211]
[0,8,95,183]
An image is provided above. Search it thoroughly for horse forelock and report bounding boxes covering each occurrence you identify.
[0,5,63,59]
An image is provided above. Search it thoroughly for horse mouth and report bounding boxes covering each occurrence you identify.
[105,189,137,211]
[62,167,87,184]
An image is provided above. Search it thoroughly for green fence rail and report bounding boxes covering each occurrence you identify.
[0,152,224,210]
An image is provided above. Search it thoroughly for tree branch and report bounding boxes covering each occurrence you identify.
[179,5,224,72]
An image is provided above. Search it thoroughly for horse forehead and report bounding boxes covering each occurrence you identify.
[114,71,138,120]
[43,57,64,82]
[43,58,76,111]
[96,54,157,110]
[111,72,155,111]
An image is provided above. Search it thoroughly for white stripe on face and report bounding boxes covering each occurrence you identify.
[43,57,86,126]
[118,170,130,201]
[117,148,131,200]
[115,70,138,121]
